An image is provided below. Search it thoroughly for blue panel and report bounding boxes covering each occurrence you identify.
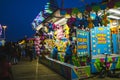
[91,63,98,73]
[112,34,118,54]
[91,59,98,73]
[91,27,111,56]
[77,29,90,56]
[71,69,78,79]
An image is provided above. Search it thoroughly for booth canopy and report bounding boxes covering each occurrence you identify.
[32,0,120,30]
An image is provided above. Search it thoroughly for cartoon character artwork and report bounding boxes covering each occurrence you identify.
[55,25,65,40]
[102,11,109,26]
[63,24,70,39]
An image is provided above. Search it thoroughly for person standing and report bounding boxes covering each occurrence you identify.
[0,55,14,80]
[52,46,58,60]
[28,45,33,62]
[64,44,73,65]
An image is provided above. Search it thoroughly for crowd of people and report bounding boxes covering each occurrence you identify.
[0,41,37,80]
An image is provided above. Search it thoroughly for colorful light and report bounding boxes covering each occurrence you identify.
[0,24,2,36]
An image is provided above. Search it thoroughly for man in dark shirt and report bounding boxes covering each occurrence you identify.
[64,44,73,65]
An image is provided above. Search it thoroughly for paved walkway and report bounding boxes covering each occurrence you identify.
[12,58,120,80]
[12,58,66,80]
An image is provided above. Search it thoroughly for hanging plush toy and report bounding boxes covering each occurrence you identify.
[67,17,76,28]
[63,24,70,38]
[56,25,65,40]
[52,23,57,30]
[83,15,88,29]
[79,16,84,29]
[88,14,94,29]
[74,17,81,28]
[34,37,40,55]
[40,35,44,40]
[48,22,53,32]
[53,31,57,40]
[102,10,109,27]
[93,12,102,27]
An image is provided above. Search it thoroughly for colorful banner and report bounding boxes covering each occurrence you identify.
[77,29,90,56]
[91,27,111,55]
[91,56,120,73]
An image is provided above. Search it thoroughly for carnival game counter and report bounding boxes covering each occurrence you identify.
[39,56,91,80]
[91,54,120,73]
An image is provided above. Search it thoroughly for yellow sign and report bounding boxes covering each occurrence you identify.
[77,38,87,42]
[78,45,87,49]
[96,34,106,44]
[98,27,104,31]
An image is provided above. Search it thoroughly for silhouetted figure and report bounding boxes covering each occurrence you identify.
[0,55,14,80]
[28,46,33,61]
[64,44,73,65]
[52,46,58,60]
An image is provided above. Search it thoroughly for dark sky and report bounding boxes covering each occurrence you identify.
[0,0,102,42]
[0,0,48,42]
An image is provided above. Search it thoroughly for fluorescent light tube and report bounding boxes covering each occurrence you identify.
[54,18,67,25]
[107,15,120,20]
[108,9,120,15]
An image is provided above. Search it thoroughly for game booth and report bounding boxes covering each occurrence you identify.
[32,0,120,80]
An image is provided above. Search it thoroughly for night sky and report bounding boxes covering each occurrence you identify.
[0,0,102,42]
[0,0,48,42]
